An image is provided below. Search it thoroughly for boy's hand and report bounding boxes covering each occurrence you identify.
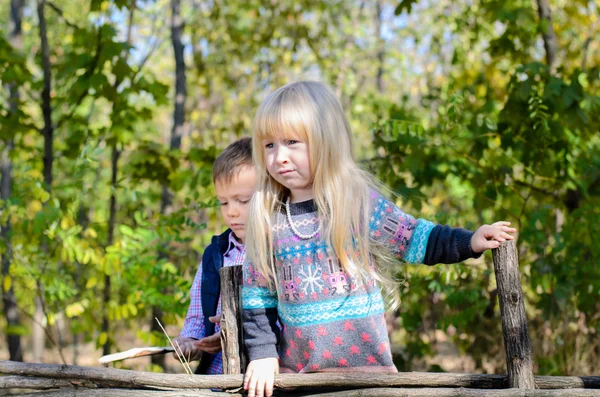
[244,357,279,397]
[172,332,223,362]
[171,336,203,362]
[194,332,222,354]
[471,221,517,253]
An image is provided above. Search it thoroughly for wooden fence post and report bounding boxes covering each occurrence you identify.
[492,240,536,389]
[219,265,247,374]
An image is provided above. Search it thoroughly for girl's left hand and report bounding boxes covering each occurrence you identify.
[471,221,517,253]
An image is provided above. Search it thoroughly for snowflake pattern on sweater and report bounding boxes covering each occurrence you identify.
[242,191,435,373]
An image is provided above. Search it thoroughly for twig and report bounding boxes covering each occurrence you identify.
[173,339,193,375]
[45,1,80,29]
[154,317,192,375]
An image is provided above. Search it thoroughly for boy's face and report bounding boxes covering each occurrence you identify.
[215,166,257,244]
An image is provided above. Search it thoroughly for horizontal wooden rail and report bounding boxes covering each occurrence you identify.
[2,361,600,391]
[15,387,600,397]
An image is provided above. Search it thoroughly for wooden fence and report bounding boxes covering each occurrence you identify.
[1,240,599,396]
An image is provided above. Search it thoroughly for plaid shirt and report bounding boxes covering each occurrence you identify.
[180,232,246,374]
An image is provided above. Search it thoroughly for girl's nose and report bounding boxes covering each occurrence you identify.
[275,147,288,165]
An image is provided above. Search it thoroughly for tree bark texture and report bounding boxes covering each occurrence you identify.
[102,145,121,357]
[492,240,536,389]
[150,0,187,369]
[535,0,558,70]
[102,2,134,359]
[0,375,86,389]
[289,389,600,397]
[1,0,25,363]
[35,0,54,363]
[219,265,247,374]
[170,0,186,151]
[13,388,600,397]
[18,389,236,397]
[375,1,384,93]
[2,361,600,391]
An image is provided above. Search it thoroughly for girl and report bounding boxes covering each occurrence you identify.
[242,81,515,397]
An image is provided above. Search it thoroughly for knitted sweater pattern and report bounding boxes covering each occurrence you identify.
[242,191,435,373]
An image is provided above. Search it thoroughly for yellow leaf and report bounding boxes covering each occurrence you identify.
[87,228,97,238]
[86,277,97,289]
[98,332,108,346]
[3,275,11,293]
[65,302,85,318]
[27,200,42,215]
[83,250,91,265]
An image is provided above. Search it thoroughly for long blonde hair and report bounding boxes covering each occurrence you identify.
[246,81,400,306]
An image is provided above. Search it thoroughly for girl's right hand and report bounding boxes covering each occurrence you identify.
[244,357,279,397]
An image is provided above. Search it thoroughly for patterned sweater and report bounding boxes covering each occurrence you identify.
[242,191,479,373]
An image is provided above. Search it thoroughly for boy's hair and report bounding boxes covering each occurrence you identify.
[212,137,253,183]
[246,81,400,308]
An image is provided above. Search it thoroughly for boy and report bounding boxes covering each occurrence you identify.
[173,137,255,374]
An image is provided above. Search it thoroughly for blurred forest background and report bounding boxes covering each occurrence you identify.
[0,0,599,375]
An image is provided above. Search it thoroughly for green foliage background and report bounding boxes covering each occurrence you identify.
[0,0,598,375]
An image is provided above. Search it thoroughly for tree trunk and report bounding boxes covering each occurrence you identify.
[151,0,187,369]
[101,2,135,359]
[102,145,120,357]
[1,0,25,363]
[375,1,384,93]
[535,0,558,70]
[170,0,186,152]
[34,0,54,363]
[492,240,536,389]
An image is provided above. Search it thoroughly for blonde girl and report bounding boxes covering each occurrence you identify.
[242,81,515,397]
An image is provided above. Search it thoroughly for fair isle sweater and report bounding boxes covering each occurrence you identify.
[242,191,479,373]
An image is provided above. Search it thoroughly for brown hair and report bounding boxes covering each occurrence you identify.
[212,137,253,183]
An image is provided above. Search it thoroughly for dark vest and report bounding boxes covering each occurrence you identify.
[196,228,233,374]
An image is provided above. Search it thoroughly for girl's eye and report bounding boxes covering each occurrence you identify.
[265,143,274,149]
[288,140,298,145]
[240,199,250,204]
[220,202,228,206]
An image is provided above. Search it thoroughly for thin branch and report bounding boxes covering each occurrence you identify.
[7,294,67,365]
[513,179,561,199]
[45,1,80,29]
[55,25,104,130]
[581,19,598,71]
[131,8,166,84]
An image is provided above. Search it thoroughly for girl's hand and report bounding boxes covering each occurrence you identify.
[244,357,279,397]
[471,221,517,253]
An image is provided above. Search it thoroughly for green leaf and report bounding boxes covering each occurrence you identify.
[394,0,418,15]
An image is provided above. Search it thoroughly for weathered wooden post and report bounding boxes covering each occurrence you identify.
[492,240,536,389]
[219,265,247,374]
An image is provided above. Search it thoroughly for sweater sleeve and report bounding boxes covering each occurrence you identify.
[423,225,482,265]
[368,191,480,265]
[241,258,280,361]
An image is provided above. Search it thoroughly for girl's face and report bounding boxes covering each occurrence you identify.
[262,135,313,202]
